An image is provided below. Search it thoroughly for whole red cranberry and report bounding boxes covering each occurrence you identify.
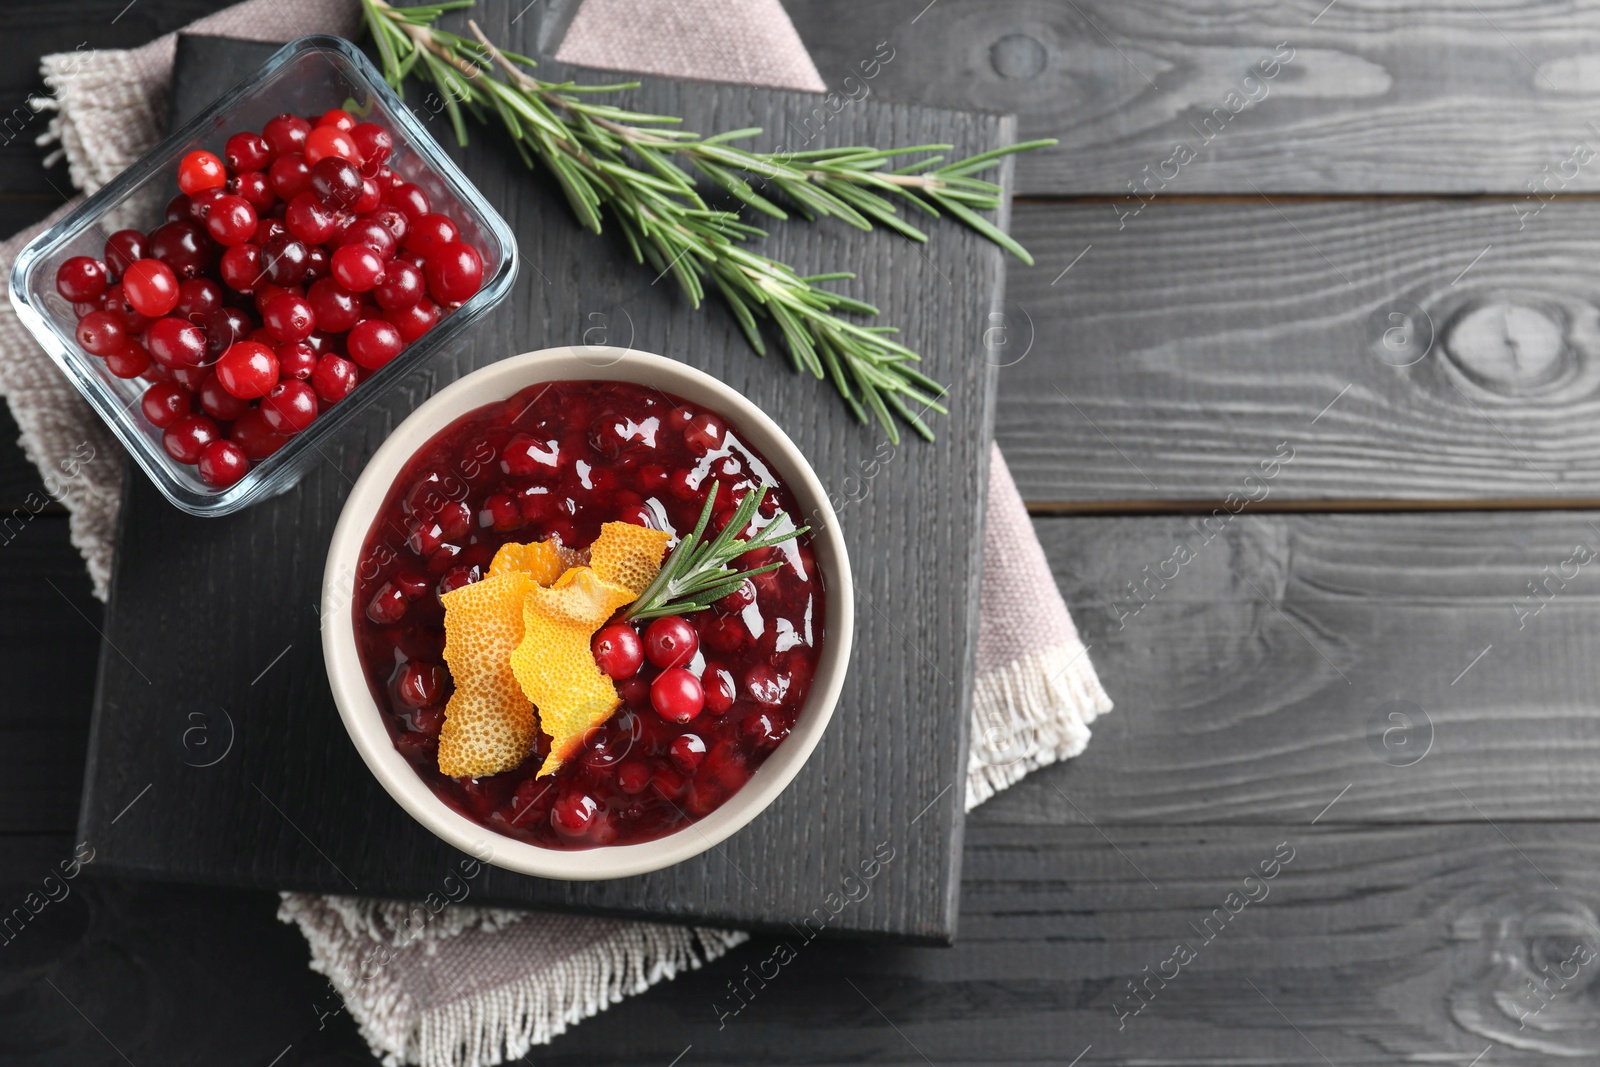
[371,206,409,244]
[122,259,180,317]
[148,220,213,279]
[173,277,223,325]
[403,212,458,256]
[350,122,393,174]
[304,125,359,166]
[262,235,310,287]
[591,622,644,679]
[215,340,279,399]
[550,792,599,837]
[373,260,424,310]
[205,194,258,246]
[198,372,251,421]
[307,278,362,332]
[716,578,756,613]
[338,217,397,258]
[651,667,705,723]
[103,230,148,277]
[384,297,440,342]
[104,342,150,379]
[144,316,209,369]
[670,733,707,774]
[741,709,787,749]
[744,664,786,705]
[396,661,444,708]
[683,412,724,454]
[643,615,698,669]
[225,131,273,172]
[267,151,311,199]
[262,293,315,343]
[262,113,311,157]
[347,319,404,370]
[219,243,264,293]
[331,244,385,292]
[309,156,364,210]
[140,381,191,429]
[260,379,318,434]
[229,408,289,461]
[480,493,520,531]
[205,306,255,358]
[704,613,746,654]
[227,170,276,212]
[162,412,220,464]
[197,439,249,488]
[616,761,651,795]
[366,581,407,624]
[277,341,318,382]
[424,241,483,304]
[385,182,430,220]
[311,353,359,404]
[75,310,127,357]
[701,665,736,714]
[284,192,339,244]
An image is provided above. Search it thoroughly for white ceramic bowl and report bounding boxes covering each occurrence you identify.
[322,347,853,880]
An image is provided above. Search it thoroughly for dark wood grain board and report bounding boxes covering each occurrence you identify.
[0,835,374,1067]
[789,0,1600,196]
[0,515,98,834]
[981,513,1600,825]
[0,403,51,506]
[12,1,1600,1065]
[528,822,1600,1066]
[993,198,1600,506]
[27,821,1600,1066]
[77,29,1015,942]
[0,0,243,217]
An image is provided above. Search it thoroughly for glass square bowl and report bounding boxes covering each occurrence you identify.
[7,35,518,517]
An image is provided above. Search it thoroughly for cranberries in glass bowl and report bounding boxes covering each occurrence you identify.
[322,348,853,880]
[8,36,515,517]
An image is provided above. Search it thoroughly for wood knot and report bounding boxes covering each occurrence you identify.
[990,34,1048,80]
[1449,891,1600,1053]
[1443,298,1574,394]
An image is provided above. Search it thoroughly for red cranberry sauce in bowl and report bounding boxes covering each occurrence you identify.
[350,379,825,850]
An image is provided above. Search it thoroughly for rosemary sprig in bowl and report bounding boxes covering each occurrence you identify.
[625,483,806,622]
[358,0,1055,443]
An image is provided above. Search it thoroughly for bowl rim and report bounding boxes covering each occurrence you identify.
[321,346,854,880]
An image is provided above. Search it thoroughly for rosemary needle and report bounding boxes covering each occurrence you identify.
[361,0,1055,442]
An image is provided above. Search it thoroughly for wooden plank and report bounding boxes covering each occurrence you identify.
[786,0,1600,196]
[0,403,51,508]
[942,512,1600,827]
[23,822,1590,1066]
[0,516,99,835]
[493,822,1600,1065]
[81,32,1010,942]
[994,198,1600,505]
[0,835,374,1067]
[0,0,241,204]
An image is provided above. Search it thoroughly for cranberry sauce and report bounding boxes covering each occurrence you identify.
[351,379,825,849]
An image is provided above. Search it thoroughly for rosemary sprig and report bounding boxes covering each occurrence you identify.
[625,483,806,622]
[358,0,1054,442]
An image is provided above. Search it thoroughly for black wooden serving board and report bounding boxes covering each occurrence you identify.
[78,24,1013,943]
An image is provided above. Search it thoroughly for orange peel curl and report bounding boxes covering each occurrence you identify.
[436,571,538,778]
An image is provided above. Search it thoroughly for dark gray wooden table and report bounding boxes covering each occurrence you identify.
[6,1,1600,1063]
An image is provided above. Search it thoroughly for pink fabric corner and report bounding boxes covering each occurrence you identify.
[976,442,1079,674]
[557,0,827,92]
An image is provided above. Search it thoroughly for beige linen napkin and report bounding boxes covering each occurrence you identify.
[0,3,1112,1063]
